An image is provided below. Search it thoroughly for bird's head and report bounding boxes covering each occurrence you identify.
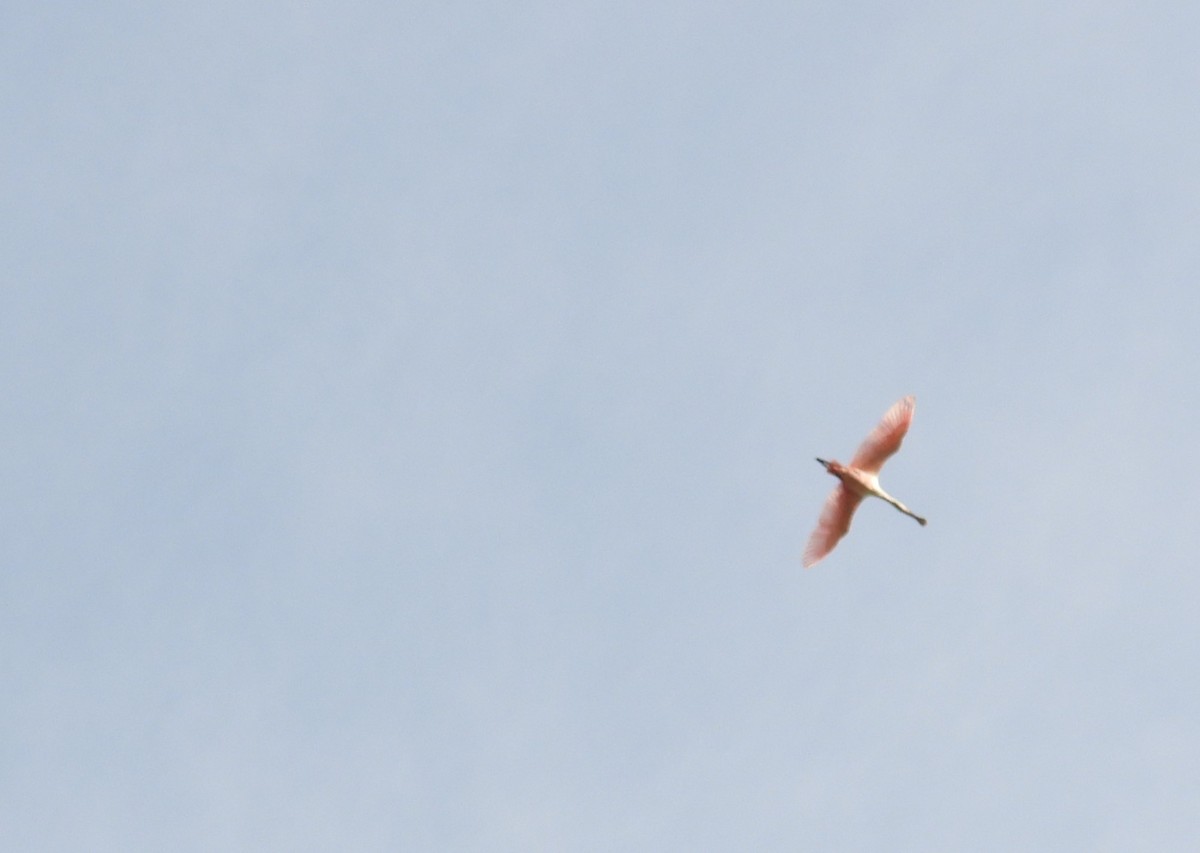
[815,458,843,475]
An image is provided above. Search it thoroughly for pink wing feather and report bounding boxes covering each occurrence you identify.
[803,483,864,568]
[850,395,915,474]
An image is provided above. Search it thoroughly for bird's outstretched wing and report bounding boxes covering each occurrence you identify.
[803,483,864,568]
[850,395,915,474]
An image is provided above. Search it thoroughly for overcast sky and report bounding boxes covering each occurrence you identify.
[5,3,1200,850]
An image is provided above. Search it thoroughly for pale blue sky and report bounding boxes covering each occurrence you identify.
[5,3,1200,850]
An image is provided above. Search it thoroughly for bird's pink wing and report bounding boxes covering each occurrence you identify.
[850,395,915,474]
[803,483,864,568]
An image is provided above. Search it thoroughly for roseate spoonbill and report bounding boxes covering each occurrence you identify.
[803,395,926,568]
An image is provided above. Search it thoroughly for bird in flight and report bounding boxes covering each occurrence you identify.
[803,395,926,568]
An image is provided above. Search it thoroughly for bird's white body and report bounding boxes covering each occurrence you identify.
[832,465,924,524]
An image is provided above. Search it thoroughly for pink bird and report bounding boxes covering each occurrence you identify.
[803,395,927,568]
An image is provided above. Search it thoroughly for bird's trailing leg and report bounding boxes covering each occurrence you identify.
[883,494,927,526]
